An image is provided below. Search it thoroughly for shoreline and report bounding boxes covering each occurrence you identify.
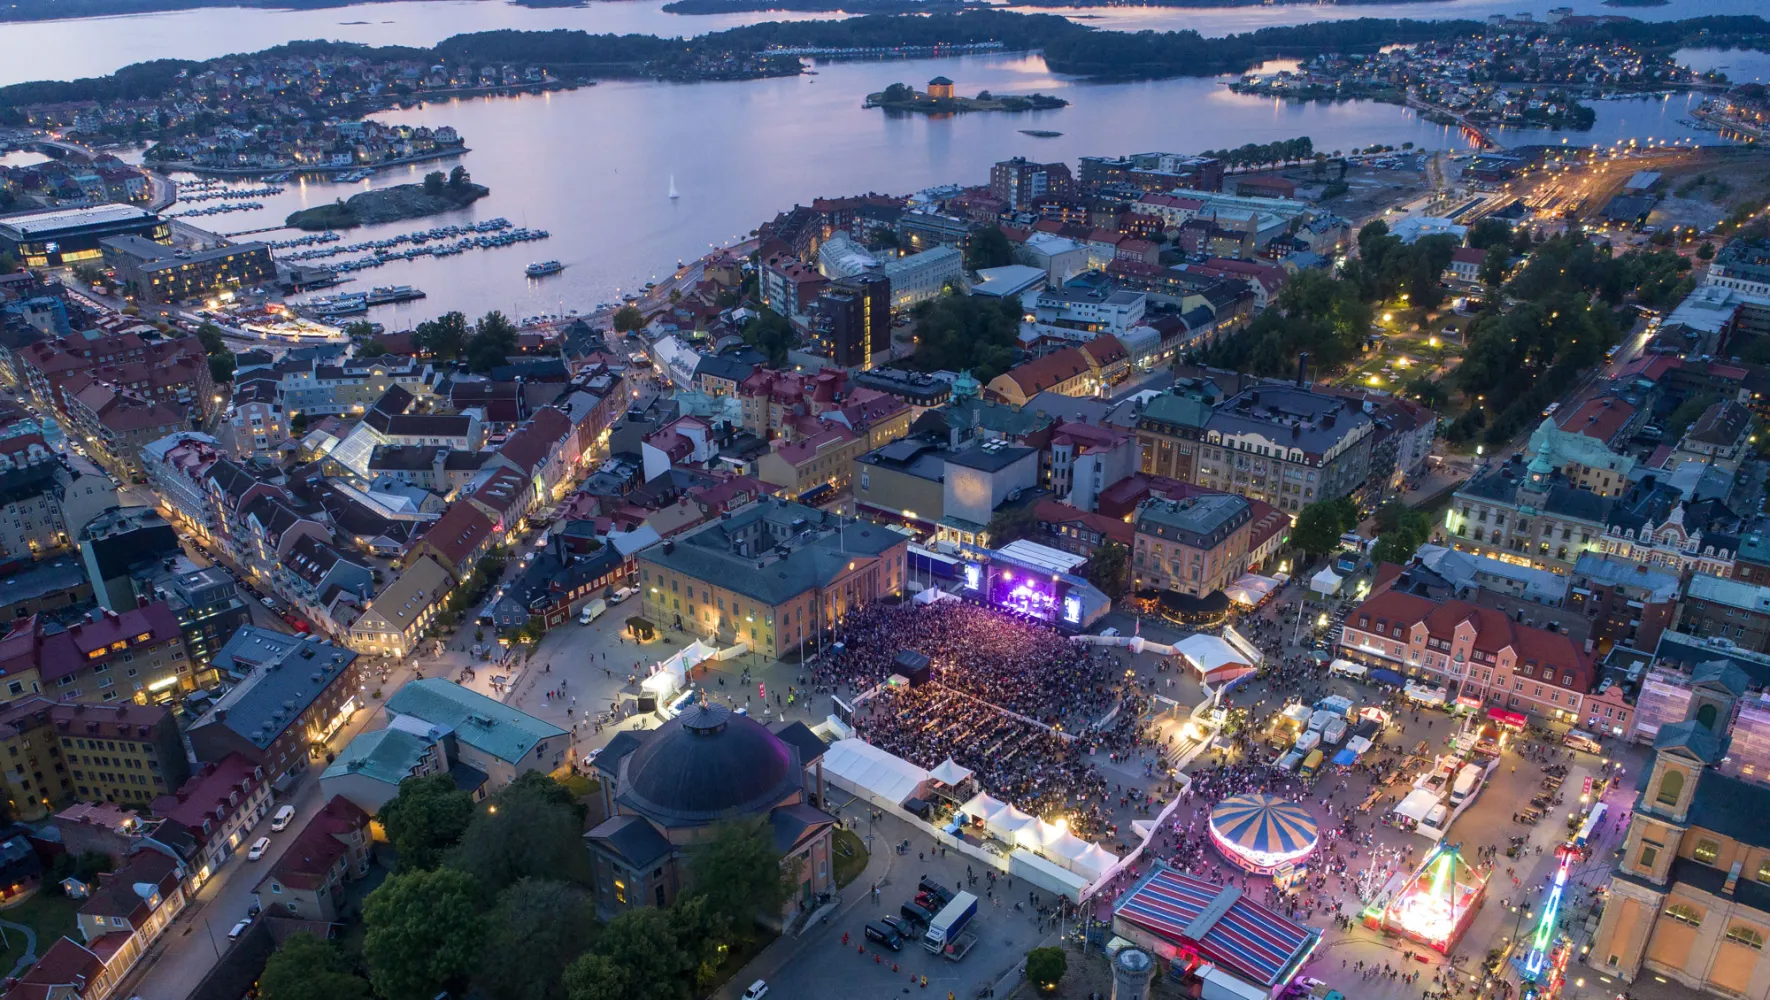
[156,146,471,179]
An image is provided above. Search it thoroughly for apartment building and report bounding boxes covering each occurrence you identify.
[345,555,451,659]
[1194,383,1374,513]
[151,753,272,878]
[1133,494,1254,598]
[188,628,362,783]
[251,795,371,922]
[0,697,188,821]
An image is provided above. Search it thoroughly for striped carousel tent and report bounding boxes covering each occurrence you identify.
[1208,793,1319,870]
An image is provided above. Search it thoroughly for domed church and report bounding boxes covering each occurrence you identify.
[586,700,837,923]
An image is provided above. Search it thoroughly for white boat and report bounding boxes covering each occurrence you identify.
[526,260,565,277]
[668,175,680,200]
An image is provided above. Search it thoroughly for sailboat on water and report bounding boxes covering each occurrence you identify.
[668,175,680,200]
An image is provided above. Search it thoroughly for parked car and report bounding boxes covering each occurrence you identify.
[247,836,271,861]
[609,586,636,604]
[864,922,903,951]
[271,805,296,832]
[259,596,278,610]
[228,919,251,940]
[742,982,769,1000]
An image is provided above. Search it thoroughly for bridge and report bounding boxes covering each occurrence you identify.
[1405,96,1504,151]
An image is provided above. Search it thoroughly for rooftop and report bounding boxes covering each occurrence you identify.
[197,628,357,749]
[0,203,158,237]
[385,678,566,765]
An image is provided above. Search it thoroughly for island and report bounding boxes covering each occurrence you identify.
[285,168,488,231]
[1602,0,1669,6]
[866,78,1068,115]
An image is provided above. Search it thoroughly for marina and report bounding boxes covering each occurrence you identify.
[319,227,551,274]
[275,219,522,262]
[171,201,264,217]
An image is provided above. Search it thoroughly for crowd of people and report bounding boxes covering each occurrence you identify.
[814,601,1154,841]
[811,601,1122,725]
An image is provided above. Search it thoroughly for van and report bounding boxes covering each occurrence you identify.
[900,901,935,928]
[1563,729,1602,754]
[1299,749,1324,780]
[271,805,296,832]
[864,922,903,951]
[578,598,608,626]
[609,586,636,604]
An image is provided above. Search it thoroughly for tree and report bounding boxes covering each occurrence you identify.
[669,894,733,991]
[686,818,798,935]
[985,505,1042,548]
[259,932,372,1000]
[449,164,471,189]
[908,294,1022,382]
[1026,946,1068,989]
[343,319,378,342]
[476,879,597,1000]
[563,954,631,1000]
[209,353,236,384]
[415,310,470,359]
[452,784,592,893]
[1291,499,1350,559]
[466,309,519,373]
[1369,505,1434,566]
[1466,217,1515,252]
[1698,241,1716,261]
[1084,540,1130,600]
[612,304,646,333]
[741,308,796,367]
[1665,392,1719,440]
[378,772,473,870]
[1480,245,1510,288]
[586,908,691,1000]
[424,171,446,196]
[965,225,1014,271]
[363,867,485,1000]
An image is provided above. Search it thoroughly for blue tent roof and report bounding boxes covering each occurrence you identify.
[1331,748,1358,766]
[1370,667,1407,687]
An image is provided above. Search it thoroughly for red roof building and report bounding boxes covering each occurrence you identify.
[252,795,370,922]
[1339,591,1596,724]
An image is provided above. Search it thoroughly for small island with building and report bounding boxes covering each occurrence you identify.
[865,76,1069,115]
[284,168,489,231]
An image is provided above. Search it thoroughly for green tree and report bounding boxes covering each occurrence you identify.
[1369,506,1433,566]
[1466,217,1515,251]
[741,307,796,367]
[343,319,378,342]
[908,294,1022,382]
[424,171,446,197]
[476,879,598,1000]
[985,504,1042,548]
[209,353,236,384]
[687,818,799,935]
[1698,241,1716,261]
[0,253,18,275]
[669,894,733,991]
[613,304,646,332]
[466,309,519,373]
[1292,499,1350,559]
[378,772,474,870]
[965,225,1014,271]
[415,310,470,359]
[452,783,592,893]
[1026,946,1068,989]
[587,908,691,1000]
[563,954,631,1000]
[1665,392,1719,440]
[259,932,373,1000]
[1084,540,1130,600]
[1480,245,1510,288]
[194,321,227,355]
[449,164,471,189]
[363,867,485,1000]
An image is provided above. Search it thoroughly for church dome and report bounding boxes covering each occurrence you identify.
[617,702,801,827]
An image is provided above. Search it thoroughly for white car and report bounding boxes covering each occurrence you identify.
[741,982,768,1000]
[259,596,278,610]
[228,919,251,940]
[609,586,636,604]
[247,836,271,861]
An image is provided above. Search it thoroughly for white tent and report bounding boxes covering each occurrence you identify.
[1070,842,1119,881]
[651,639,719,691]
[821,739,930,808]
[931,758,974,787]
[1175,634,1258,685]
[1310,567,1344,595]
[960,792,1008,826]
[1393,789,1441,824]
[1329,659,1367,678]
[1008,849,1091,901]
[988,806,1039,844]
[1346,735,1375,755]
[640,670,680,700]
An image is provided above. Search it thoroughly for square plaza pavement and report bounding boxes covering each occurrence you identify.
[501,590,1651,1000]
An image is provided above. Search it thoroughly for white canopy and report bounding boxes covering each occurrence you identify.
[1393,789,1442,823]
[1071,842,1119,881]
[931,758,974,787]
[1329,658,1367,677]
[986,804,1039,843]
[640,670,680,699]
[960,792,1008,824]
[822,739,930,808]
[1310,567,1345,595]
[1346,735,1375,755]
[1225,573,1281,608]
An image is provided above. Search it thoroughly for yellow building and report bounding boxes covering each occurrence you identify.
[0,697,190,821]
[1590,662,1770,999]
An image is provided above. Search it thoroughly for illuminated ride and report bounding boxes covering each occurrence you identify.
[1515,803,1609,1000]
[1208,793,1320,875]
[1364,842,1488,953]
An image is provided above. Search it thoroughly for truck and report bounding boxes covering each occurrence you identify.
[922,890,978,954]
[1321,717,1349,746]
[1449,763,1484,806]
[1299,749,1324,780]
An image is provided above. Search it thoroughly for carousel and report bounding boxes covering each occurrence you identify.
[1208,793,1320,875]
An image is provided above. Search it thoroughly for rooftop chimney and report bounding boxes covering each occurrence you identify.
[1297,351,1311,388]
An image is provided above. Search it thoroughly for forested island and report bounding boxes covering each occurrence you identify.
[866,81,1068,114]
[285,169,488,230]
[3,11,1769,110]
